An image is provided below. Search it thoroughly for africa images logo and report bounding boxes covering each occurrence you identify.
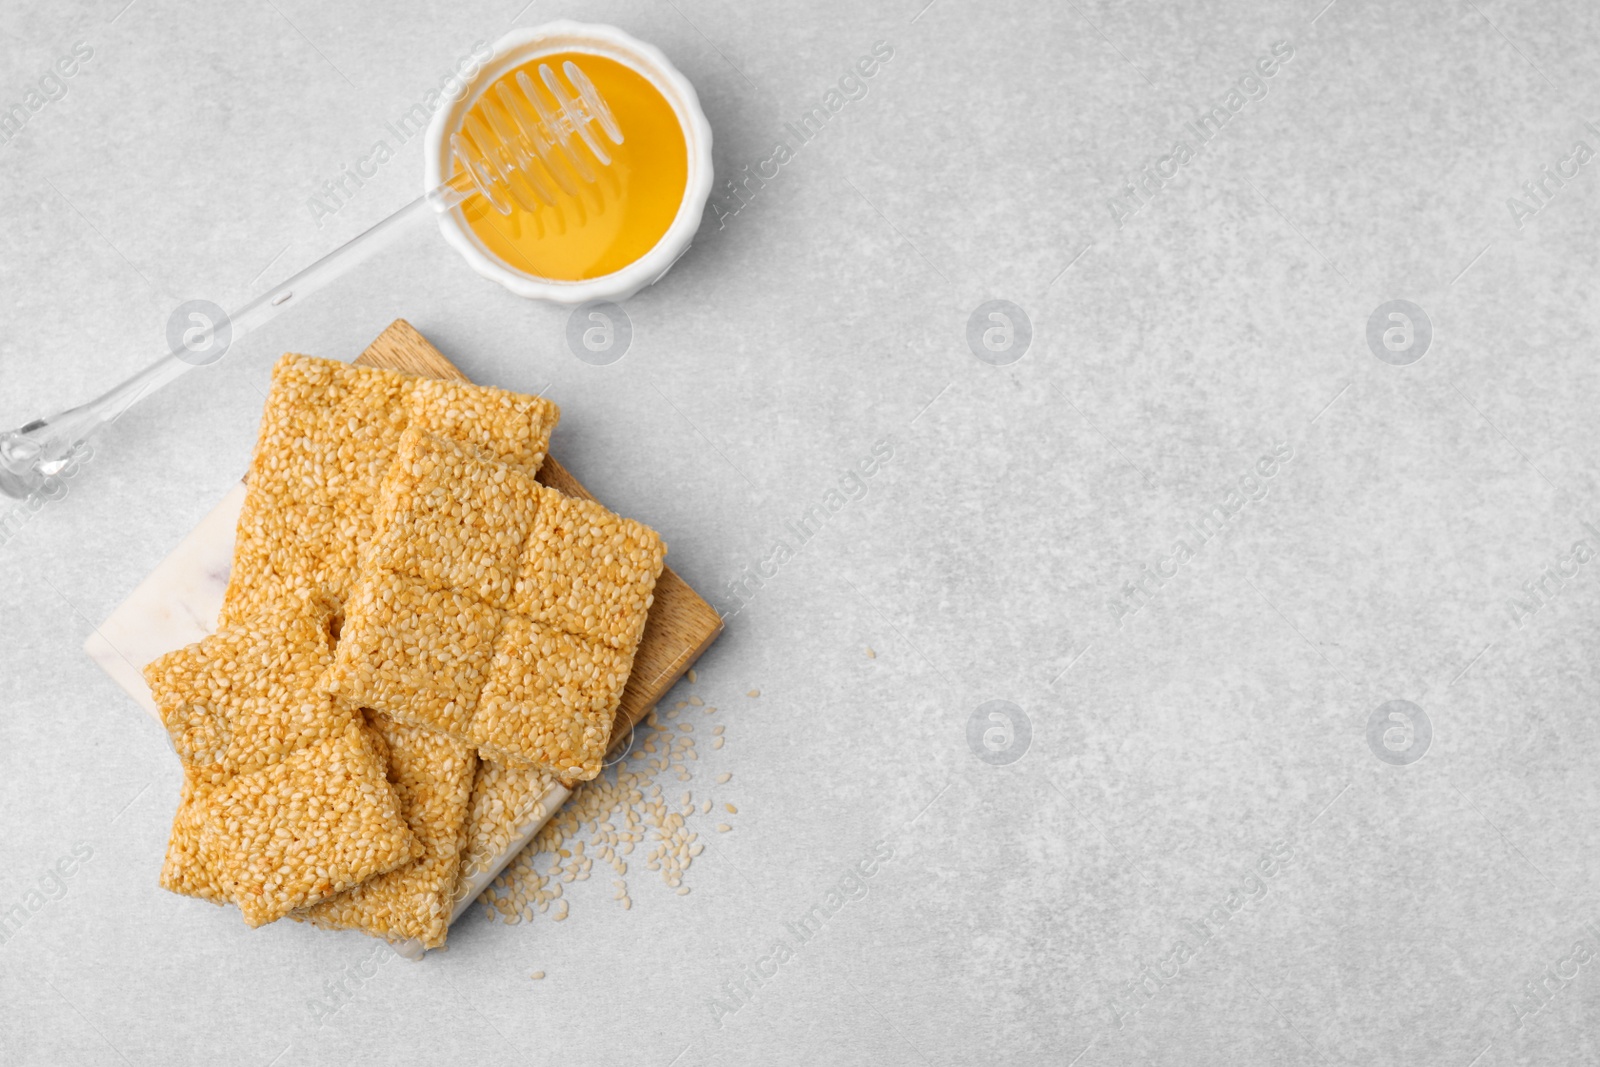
[1366,700,1430,766]
[1366,299,1432,366]
[1109,838,1297,1029]
[0,842,94,948]
[723,436,895,615]
[1107,40,1295,229]
[1505,122,1600,230]
[709,41,894,229]
[0,40,95,146]
[304,41,493,227]
[707,840,894,1030]
[966,700,1031,765]
[1107,441,1294,628]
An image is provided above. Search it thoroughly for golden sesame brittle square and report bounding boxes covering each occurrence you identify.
[328,574,500,736]
[160,771,229,904]
[362,425,540,604]
[202,719,419,928]
[323,430,665,780]
[453,760,559,905]
[300,714,478,949]
[145,594,416,920]
[219,354,559,628]
[474,615,632,775]
[512,487,666,650]
[146,593,351,780]
[406,376,557,473]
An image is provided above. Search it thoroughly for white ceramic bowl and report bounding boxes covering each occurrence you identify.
[424,22,713,305]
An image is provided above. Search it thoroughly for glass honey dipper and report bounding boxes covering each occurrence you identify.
[0,59,622,500]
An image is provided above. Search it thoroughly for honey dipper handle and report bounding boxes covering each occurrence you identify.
[0,58,623,500]
[0,187,460,500]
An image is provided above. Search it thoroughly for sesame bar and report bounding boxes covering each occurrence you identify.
[220,354,560,627]
[160,772,228,904]
[151,592,353,904]
[473,616,633,771]
[202,719,417,928]
[325,429,665,780]
[144,593,417,923]
[299,714,478,949]
[148,592,351,780]
[453,760,560,908]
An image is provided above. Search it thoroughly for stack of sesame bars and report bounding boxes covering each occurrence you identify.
[143,354,666,949]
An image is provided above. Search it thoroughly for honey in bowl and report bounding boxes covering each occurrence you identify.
[457,52,688,282]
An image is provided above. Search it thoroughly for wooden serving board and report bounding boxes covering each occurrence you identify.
[85,319,722,948]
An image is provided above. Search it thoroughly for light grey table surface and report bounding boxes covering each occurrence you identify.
[4,1,1600,1064]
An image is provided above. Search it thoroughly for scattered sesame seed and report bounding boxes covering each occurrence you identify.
[717,824,732,832]
[480,692,744,940]
[687,669,698,684]
[725,803,737,814]
[866,647,876,659]
[746,689,760,698]
[531,971,545,980]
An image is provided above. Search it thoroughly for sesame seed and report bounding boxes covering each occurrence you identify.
[454,659,745,942]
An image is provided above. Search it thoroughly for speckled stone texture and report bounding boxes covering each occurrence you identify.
[4,2,1600,1065]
